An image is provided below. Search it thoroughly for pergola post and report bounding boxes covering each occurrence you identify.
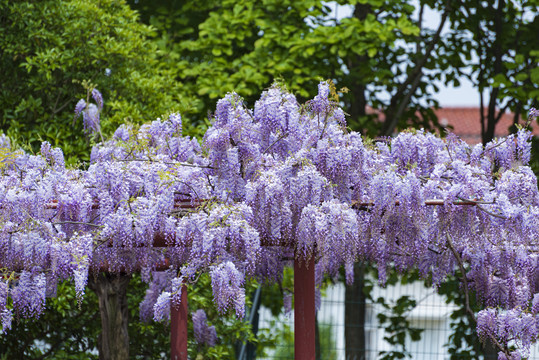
[171,283,188,360]
[294,256,316,360]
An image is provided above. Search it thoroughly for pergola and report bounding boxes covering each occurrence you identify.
[2,85,535,360]
[163,199,478,360]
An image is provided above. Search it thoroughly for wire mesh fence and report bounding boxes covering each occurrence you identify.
[253,277,539,360]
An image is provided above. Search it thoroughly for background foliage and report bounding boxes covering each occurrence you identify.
[0,0,187,163]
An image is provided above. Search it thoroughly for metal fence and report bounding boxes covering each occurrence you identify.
[253,278,539,360]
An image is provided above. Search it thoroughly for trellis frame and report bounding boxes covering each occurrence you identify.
[2,199,484,359]
[164,198,481,360]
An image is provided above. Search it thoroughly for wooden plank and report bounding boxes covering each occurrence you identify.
[171,282,188,360]
[294,256,316,360]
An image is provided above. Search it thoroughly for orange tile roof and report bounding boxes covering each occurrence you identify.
[434,107,539,144]
[364,107,538,144]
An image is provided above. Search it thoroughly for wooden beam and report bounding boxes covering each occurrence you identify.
[171,282,188,360]
[294,256,316,360]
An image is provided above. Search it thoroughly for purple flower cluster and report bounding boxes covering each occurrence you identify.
[2,82,539,358]
[192,309,217,347]
[11,272,47,318]
[1,308,12,332]
[0,280,11,331]
[74,89,103,136]
[528,107,538,122]
[153,291,171,322]
[477,307,538,358]
[297,201,358,282]
[140,271,171,322]
[210,262,245,318]
[0,134,11,149]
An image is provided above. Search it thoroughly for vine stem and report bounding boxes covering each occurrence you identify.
[446,233,510,358]
[446,233,475,322]
[114,158,214,169]
[53,221,104,228]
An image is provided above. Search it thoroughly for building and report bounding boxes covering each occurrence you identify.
[435,107,539,144]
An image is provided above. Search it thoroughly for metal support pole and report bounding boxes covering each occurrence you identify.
[294,256,316,360]
[238,286,262,360]
[171,283,188,360]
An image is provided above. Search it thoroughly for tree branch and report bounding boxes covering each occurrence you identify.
[114,158,214,169]
[381,2,450,136]
[52,221,104,228]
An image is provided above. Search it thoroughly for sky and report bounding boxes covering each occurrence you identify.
[329,2,482,107]
[411,3,482,107]
[434,78,480,107]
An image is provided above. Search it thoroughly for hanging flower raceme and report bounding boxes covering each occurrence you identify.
[192,309,217,347]
[74,88,103,137]
[210,261,245,318]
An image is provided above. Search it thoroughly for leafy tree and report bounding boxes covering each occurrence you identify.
[0,0,188,163]
[129,0,452,137]
[442,0,539,144]
[129,0,538,138]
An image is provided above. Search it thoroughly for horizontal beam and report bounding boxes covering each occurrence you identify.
[351,199,477,208]
[44,199,204,210]
[41,198,480,211]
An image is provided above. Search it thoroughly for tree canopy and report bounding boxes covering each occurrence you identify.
[129,0,538,141]
[130,0,443,136]
[443,0,539,143]
[0,0,185,162]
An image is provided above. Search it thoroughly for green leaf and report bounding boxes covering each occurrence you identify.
[514,72,528,82]
[368,47,377,57]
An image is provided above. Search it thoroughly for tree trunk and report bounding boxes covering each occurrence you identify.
[345,263,366,360]
[481,0,505,145]
[345,3,369,133]
[88,273,131,360]
[483,341,499,360]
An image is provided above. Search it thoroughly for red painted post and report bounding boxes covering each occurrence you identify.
[171,283,188,360]
[294,256,316,360]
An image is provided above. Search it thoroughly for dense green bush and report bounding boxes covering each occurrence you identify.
[0,0,187,163]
